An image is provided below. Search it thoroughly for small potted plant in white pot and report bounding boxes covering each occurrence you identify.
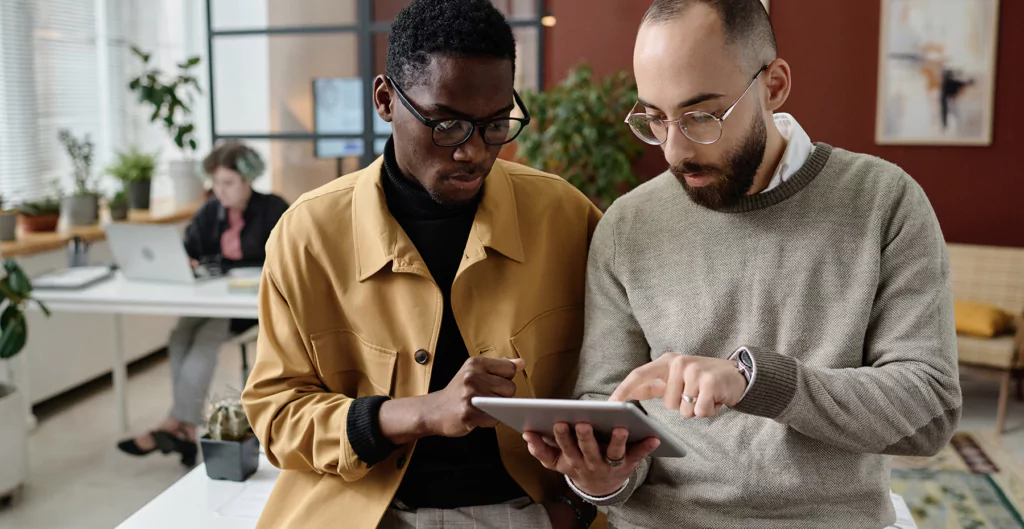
[106,147,157,210]
[200,396,259,482]
[0,197,18,242]
[0,258,50,503]
[58,129,100,226]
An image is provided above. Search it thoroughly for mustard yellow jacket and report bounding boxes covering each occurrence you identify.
[242,157,602,528]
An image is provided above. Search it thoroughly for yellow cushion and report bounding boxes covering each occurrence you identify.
[954,301,1014,338]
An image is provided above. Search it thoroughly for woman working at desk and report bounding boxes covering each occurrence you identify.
[117,141,288,465]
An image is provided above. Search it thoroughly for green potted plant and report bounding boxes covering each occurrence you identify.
[0,258,50,501]
[200,396,259,481]
[57,129,100,226]
[18,195,62,233]
[106,147,157,210]
[0,197,17,242]
[108,190,129,221]
[128,46,205,205]
[516,63,644,210]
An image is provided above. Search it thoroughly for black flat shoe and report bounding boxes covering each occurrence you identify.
[152,430,198,467]
[117,431,174,457]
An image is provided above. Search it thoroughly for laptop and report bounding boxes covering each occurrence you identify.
[105,224,215,284]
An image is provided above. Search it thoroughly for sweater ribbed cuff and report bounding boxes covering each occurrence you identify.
[347,396,398,467]
[730,347,798,419]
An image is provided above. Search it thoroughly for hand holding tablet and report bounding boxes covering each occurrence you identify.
[471,397,687,498]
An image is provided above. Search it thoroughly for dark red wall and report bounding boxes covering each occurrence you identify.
[545,1,665,179]
[545,0,1023,247]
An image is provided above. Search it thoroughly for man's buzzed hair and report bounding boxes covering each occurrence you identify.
[641,0,777,72]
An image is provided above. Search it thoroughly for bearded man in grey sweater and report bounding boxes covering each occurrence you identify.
[523,1,961,528]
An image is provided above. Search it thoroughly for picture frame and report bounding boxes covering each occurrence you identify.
[875,0,1001,146]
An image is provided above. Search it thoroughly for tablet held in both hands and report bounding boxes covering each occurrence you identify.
[470,397,687,458]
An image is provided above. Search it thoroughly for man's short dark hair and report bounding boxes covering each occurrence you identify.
[641,0,777,72]
[386,0,517,88]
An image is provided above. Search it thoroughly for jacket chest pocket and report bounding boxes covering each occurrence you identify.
[511,305,584,399]
[310,329,397,397]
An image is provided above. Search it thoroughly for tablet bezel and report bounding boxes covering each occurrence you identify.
[472,397,687,458]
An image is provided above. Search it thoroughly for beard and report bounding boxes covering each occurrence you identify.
[671,108,767,211]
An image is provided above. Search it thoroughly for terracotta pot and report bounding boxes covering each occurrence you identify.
[19,214,59,233]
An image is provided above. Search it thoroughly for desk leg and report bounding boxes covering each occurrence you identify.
[112,313,129,433]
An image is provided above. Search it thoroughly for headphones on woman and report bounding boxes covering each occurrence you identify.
[233,147,266,183]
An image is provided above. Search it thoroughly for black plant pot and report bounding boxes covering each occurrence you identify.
[200,433,259,482]
[128,180,151,210]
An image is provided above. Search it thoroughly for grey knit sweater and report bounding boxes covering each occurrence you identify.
[576,144,961,529]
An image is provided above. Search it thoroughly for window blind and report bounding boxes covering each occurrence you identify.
[34,0,103,196]
[0,0,46,205]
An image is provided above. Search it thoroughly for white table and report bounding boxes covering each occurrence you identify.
[117,454,278,529]
[33,273,258,432]
[116,456,919,529]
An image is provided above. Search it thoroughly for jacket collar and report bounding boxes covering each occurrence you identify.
[354,157,525,282]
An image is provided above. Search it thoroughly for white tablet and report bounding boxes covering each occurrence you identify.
[472,397,687,458]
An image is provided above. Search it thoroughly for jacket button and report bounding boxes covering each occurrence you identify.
[396,454,406,469]
[414,349,429,365]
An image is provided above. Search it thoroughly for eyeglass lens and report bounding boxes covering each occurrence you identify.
[433,118,525,147]
[627,112,723,146]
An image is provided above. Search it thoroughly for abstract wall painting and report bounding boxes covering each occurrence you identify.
[876,0,1000,146]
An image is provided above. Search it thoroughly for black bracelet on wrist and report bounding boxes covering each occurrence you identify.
[555,495,597,529]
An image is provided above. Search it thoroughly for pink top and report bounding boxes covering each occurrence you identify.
[220,209,245,261]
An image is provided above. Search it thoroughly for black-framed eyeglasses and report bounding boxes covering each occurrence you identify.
[624,64,770,146]
[387,76,531,148]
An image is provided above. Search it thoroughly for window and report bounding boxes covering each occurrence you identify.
[208,0,547,193]
[0,0,210,206]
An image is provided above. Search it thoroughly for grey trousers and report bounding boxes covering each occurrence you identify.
[378,497,552,529]
[167,317,232,425]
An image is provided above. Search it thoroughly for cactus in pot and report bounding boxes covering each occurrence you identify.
[200,395,259,481]
[206,398,251,442]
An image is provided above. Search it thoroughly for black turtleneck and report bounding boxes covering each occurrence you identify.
[346,139,526,509]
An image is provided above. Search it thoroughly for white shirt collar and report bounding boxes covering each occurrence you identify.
[761,113,812,194]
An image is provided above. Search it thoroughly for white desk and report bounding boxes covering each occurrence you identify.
[33,273,258,432]
[117,454,278,529]
[115,456,919,529]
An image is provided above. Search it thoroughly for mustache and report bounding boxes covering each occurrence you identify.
[669,161,725,180]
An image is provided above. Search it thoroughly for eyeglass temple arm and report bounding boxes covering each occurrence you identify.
[721,65,769,122]
[386,75,433,128]
[514,90,531,124]
[624,101,640,124]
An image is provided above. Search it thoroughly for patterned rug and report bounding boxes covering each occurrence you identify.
[891,432,1024,529]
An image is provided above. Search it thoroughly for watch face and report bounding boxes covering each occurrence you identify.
[738,349,754,369]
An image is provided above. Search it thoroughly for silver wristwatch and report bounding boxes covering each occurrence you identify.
[728,347,756,401]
